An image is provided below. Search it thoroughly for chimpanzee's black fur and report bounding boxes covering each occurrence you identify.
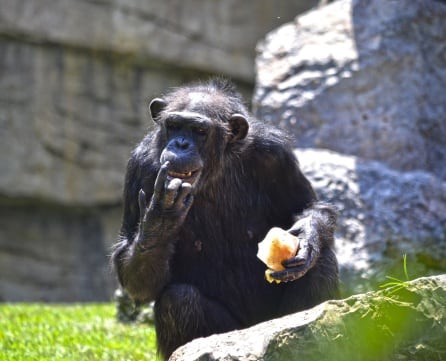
[112,79,339,360]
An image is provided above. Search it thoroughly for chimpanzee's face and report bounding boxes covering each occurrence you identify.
[149,91,249,190]
[159,111,210,187]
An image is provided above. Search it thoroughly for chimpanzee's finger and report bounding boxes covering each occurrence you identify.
[163,178,182,208]
[174,182,193,211]
[269,268,304,282]
[153,161,170,202]
[281,256,306,268]
[138,189,147,222]
[269,260,311,282]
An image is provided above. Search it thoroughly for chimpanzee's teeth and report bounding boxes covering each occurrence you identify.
[168,171,193,178]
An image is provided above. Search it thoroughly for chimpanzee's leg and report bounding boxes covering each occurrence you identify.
[154,284,241,359]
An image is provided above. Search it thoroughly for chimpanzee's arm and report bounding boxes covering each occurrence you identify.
[265,152,338,284]
[112,161,193,303]
[269,202,337,282]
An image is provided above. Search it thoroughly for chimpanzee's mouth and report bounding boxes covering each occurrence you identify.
[168,170,194,179]
[167,169,201,182]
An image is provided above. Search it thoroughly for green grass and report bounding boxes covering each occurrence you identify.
[0,303,159,361]
[380,253,411,294]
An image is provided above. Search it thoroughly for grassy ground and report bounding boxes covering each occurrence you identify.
[0,303,159,361]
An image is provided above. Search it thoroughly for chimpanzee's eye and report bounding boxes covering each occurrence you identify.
[193,127,208,136]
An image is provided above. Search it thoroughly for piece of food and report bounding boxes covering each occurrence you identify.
[257,227,300,276]
[265,269,280,284]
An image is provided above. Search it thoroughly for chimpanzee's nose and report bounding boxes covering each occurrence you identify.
[175,138,190,150]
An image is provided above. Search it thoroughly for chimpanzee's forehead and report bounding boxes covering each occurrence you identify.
[186,91,229,108]
[188,91,208,104]
[167,111,210,124]
[164,88,237,121]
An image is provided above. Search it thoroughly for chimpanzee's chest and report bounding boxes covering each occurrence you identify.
[169,197,291,324]
[171,205,265,280]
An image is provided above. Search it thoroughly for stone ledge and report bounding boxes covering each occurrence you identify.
[171,275,446,361]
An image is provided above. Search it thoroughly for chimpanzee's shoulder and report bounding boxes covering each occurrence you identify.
[247,118,294,158]
[131,130,158,159]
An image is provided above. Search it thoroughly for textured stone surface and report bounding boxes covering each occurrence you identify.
[296,149,446,294]
[254,0,446,179]
[0,202,120,301]
[0,40,151,205]
[0,0,318,81]
[170,275,446,361]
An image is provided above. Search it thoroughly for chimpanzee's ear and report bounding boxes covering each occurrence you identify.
[228,114,249,142]
[149,98,167,123]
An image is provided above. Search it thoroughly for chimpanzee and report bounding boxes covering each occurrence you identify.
[112,78,339,360]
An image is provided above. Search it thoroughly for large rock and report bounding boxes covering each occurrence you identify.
[296,149,446,294]
[254,0,446,179]
[170,275,446,361]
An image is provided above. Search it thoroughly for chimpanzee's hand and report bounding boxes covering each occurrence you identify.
[268,203,336,283]
[268,217,319,283]
[136,162,193,251]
